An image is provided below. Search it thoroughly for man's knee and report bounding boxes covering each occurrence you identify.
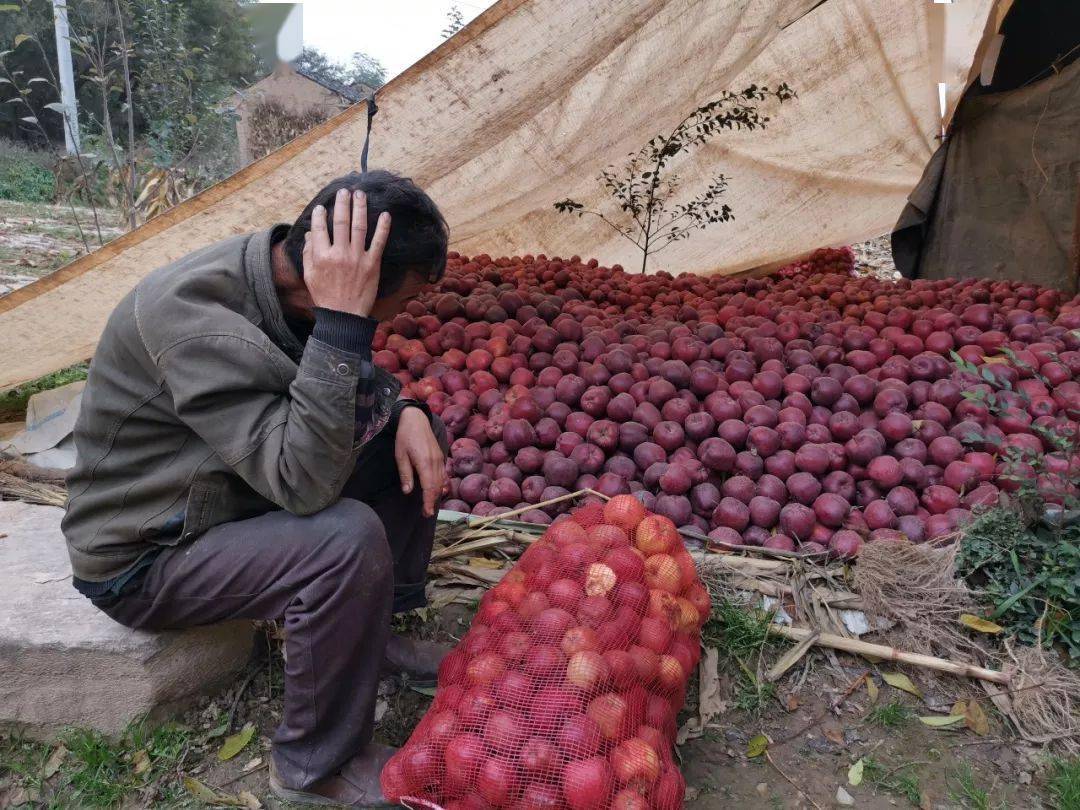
[309,498,392,577]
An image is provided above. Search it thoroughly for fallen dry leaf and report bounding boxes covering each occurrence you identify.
[697,647,725,722]
[218,723,255,761]
[919,714,965,727]
[747,734,768,758]
[183,777,220,801]
[822,723,845,746]
[964,700,990,736]
[42,744,67,778]
[467,557,505,570]
[131,748,150,776]
[882,671,923,698]
[865,675,879,705]
[848,757,865,786]
[959,614,1003,634]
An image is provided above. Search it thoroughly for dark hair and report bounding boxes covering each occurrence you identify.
[283,169,449,297]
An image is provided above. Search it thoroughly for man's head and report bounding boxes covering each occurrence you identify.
[282,170,448,309]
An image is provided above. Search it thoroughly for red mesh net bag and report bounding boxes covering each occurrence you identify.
[382,495,710,809]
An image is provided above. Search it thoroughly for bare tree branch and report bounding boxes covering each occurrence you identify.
[554,83,794,272]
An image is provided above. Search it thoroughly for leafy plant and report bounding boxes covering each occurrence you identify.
[951,345,1079,513]
[1047,756,1080,810]
[866,700,912,728]
[0,139,53,201]
[732,677,775,714]
[702,597,777,714]
[948,347,1080,662]
[702,597,774,659]
[442,4,466,38]
[0,361,88,421]
[861,757,922,806]
[294,45,386,90]
[555,83,795,273]
[947,763,1007,810]
[0,720,196,808]
[956,507,1080,662]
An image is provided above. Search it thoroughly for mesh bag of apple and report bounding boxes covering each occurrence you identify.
[381,494,710,809]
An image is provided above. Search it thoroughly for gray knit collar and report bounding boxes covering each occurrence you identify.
[245,224,305,362]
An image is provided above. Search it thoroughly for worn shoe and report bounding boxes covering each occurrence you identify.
[269,744,397,807]
[381,633,452,682]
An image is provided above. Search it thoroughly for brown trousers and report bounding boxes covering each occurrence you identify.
[100,420,444,790]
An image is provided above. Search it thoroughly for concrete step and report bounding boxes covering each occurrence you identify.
[0,501,254,739]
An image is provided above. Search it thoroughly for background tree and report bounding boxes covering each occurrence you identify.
[0,0,258,150]
[126,0,258,175]
[346,51,386,89]
[555,83,795,274]
[442,4,465,38]
[0,0,259,227]
[294,45,386,90]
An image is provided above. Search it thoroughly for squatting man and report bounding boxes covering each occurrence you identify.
[63,170,453,806]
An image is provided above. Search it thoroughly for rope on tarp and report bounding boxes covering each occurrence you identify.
[360,92,378,174]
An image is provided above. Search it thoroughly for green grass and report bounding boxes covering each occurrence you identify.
[0,152,54,204]
[1048,757,1080,810]
[866,700,913,728]
[733,678,776,714]
[0,734,56,802]
[701,598,775,659]
[949,763,1007,810]
[701,598,778,715]
[62,729,132,807]
[861,757,922,806]
[0,362,88,422]
[0,720,196,808]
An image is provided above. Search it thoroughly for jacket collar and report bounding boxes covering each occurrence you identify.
[245,225,306,362]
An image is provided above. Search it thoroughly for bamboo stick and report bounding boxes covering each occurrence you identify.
[699,555,792,574]
[771,625,1010,685]
[460,488,601,537]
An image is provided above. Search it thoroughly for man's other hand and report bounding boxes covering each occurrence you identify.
[303,189,390,318]
[394,408,446,517]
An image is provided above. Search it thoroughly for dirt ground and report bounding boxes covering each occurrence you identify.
[0,200,123,297]
[10,605,1040,810]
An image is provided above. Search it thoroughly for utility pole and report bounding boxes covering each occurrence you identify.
[51,0,80,154]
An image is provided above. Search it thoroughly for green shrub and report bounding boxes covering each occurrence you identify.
[0,139,55,202]
[956,507,1080,663]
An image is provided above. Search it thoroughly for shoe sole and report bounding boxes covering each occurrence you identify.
[269,772,396,808]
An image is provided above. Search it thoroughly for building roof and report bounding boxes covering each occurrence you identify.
[293,65,370,103]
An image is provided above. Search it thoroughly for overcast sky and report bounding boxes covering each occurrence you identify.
[286,0,495,78]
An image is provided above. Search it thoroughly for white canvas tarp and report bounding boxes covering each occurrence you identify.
[0,0,1002,390]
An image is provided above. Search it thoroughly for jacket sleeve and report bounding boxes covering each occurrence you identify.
[158,314,378,515]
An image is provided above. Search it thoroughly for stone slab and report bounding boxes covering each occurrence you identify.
[0,501,254,739]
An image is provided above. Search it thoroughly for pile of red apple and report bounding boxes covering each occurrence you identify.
[374,250,1080,558]
[775,246,855,279]
[382,497,707,809]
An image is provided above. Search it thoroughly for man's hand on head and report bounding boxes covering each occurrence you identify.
[394,407,447,517]
[302,189,390,318]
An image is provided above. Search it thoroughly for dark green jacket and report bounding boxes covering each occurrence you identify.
[63,226,401,582]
